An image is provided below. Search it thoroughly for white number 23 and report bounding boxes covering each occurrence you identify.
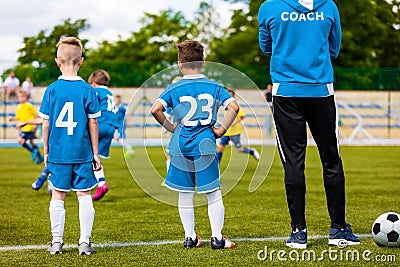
[179,94,214,126]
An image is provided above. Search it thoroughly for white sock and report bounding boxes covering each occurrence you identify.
[49,200,66,244]
[78,195,95,244]
[120,139,130,150]
[94,168,106,186]
[207,190,224,240]
[178,192,196,240]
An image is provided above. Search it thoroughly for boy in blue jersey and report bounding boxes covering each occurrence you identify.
[151,40,239,249]
[114,95,135,158]
[38,37,102,255]
[88,70,119,201]
[258,0,359,249]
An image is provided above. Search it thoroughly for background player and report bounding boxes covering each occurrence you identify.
[216,87,260,163]
[16,117,51,190]
[114,95,135,158]
[88,70,119,201]
[9,90,43,164]
[39,36,101,255]
[151,40,239,249]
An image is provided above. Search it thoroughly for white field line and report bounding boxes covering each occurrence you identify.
[0,234,371,252]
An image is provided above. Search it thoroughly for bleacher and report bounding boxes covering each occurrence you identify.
[1,88,400,143]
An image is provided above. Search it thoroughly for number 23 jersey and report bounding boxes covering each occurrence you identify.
[39,76,101,164]
[157,74,235,156]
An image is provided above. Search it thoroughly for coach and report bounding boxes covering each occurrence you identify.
[258,0,359,249]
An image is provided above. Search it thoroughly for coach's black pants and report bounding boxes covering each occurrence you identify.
[273,96,345,231]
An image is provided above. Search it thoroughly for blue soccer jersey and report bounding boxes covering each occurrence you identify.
[116,103,127,138]
[157,74,235,156]
[95,86,119,128]
[39,76,101,164]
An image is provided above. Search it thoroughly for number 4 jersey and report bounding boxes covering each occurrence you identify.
[157,74,235,156]
[39,76,101,164]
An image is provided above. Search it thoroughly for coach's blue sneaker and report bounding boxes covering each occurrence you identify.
[286,228,307,249]
[329,223,360,246]
[31,147,39,161]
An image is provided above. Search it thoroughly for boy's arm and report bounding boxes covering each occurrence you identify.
[15,117,43,130]
[151,101,176,133]
[213,101,240,138]
[42,119,49,165]
[88,118,102,171]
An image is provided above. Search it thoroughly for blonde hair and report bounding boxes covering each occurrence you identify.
[18,90,29,98]
[56,36,83,65]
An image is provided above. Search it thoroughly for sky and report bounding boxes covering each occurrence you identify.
[0,0,246,74]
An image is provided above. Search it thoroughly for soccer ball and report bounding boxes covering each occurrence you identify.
[371,212,400,247]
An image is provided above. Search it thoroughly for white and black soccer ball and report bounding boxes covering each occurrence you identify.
[372,212,400,247]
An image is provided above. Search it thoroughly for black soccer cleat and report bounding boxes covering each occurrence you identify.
[211,235,235,249]
[183,234,203,248]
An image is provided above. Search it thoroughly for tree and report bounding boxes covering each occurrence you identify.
[208,0,270,87]
[336,0,400,68]
[222,0,400,68]
[188,2,225,51]
[13,18,90,85]
[84,9,191,86]
[18,19,90,67]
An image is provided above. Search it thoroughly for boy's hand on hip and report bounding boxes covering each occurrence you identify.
[93,154,102,171]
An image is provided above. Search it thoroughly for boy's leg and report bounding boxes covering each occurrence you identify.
[93,126,114,200]
[178,191,196,240]
[32,166,50,190]
[216,136,230,162]
[216,145,224,162]
[93,168,108,201]
[20,137,33,152]
[30,140,44,164]
[77,191,95,245]
[49,190,67,245]
[207,189,235,249]
[232,135,260,161]
[206,189,224,240]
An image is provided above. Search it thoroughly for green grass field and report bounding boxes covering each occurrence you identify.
[1,145,400,266]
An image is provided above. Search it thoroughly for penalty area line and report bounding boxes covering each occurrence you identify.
[0,234,370,252]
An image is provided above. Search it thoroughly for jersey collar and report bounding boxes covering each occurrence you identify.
[58,76,84,81]
[182,74,205,80]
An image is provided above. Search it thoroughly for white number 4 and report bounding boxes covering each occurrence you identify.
[56,102,77,135]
